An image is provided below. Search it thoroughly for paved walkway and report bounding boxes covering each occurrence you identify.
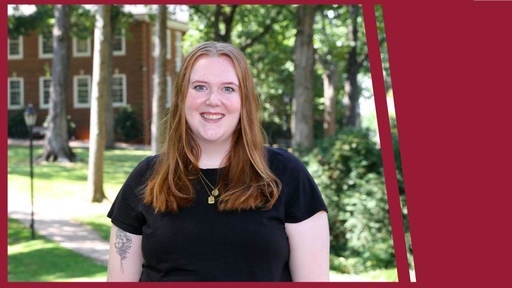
[8,201,110,266]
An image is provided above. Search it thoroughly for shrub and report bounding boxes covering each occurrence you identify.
[114,105,144,142]
[304,127,399,273]
[8,109,29,139]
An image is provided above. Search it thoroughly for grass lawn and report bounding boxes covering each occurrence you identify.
[8,143,399,282]
[8,144,151,282]
[8,217,107,282]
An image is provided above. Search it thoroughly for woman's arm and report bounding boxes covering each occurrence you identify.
[106,224,144,282]
[285,210,330,282]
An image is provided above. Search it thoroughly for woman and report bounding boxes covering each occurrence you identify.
[106,41,330,282]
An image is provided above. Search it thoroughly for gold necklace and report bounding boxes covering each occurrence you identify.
[198,172,220,204]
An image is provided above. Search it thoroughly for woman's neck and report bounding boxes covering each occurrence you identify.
[197,142,231,169]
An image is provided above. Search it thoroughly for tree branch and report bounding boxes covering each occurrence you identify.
[240,6,285,52]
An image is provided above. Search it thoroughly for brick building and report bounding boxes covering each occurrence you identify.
[7,13,188,145]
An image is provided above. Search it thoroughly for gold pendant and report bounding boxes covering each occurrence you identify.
[208,196,215,204]
[212,189,219,196]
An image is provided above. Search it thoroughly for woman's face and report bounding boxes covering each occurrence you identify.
[185,55,241,147]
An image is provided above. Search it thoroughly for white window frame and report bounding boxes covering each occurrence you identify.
[8,77,24,110]
[39,77,52,109]
[8,35,23,59]
[73,75,91,108]
[38,32,53,58]
[112,74,127,107]
[152,28,171,59]
[113,28,126,56]
[73,37,91,57]
[174,31,182,72]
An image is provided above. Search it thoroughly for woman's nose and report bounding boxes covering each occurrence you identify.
[205,91,221,106]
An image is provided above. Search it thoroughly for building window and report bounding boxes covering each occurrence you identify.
[39,77,52,109]
[174,31,182,72]
[8,78,24,110]
[73,37,91,57]
[73,75,91,108]
[166,76,172,108]
[152,28,171,59]
[112,74,127,107]
[113,29,126,56]
[8,35,23,59]
[38,31,53,58]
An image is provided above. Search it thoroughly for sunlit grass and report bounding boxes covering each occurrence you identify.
[8,217,107,282]
[8,145,151,201]
[361,269,398,281]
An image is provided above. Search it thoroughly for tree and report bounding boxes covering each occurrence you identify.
[38,5,76,162]
[151,5,168,155]
[291,5,317,150]
[314,5,350,138]
[343,5,367,128]
[104,7,115,150]
[86,5,111,203]
[321,60,338,138]
[188,5,238,43]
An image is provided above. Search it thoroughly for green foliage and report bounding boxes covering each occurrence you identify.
[304,126,401,273]
[114,105,144,142]
[8,5,54,37]
[8,109,29,139]
[69,5,95,39]
[8,5,105,39]
[344,173,395,271]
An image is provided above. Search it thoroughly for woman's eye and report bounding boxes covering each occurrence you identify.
[222,87,235,92]
[193,85,207,91]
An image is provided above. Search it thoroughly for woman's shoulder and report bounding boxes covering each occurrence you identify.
[127,154,159,179]
[266,145,301,160]
[135,154,159,169]
[265,146,306,174]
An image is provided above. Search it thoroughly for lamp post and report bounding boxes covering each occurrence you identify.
[24,104,37,240]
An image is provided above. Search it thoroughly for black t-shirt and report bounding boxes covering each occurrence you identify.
[107,146,327,282]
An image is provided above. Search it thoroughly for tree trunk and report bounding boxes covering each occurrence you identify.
[343,5,362,128]
[151,5,168,155]
[291,5,316,150]
[212,5,238,42]
[87,5,110,203]
[323,62,338,138]
[38,5,76,163]
[105,6,118,149]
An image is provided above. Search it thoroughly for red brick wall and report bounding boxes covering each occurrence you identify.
[8,19,183,145]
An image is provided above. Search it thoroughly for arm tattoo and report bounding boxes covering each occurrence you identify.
[114,228,133,274]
